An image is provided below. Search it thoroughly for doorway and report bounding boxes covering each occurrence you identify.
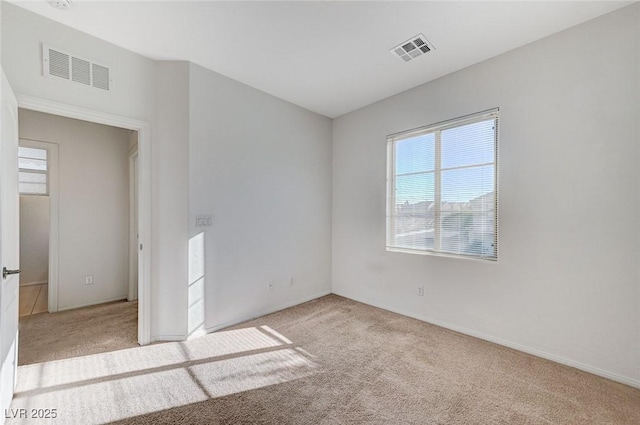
[17,140,53,317]
[16,110,141,363]
[15,95,151,346]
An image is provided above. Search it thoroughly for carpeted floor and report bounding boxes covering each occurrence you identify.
[9,295,640,424]
[18,300,138,365]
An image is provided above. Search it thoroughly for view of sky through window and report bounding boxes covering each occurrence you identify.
[395,120,495,204]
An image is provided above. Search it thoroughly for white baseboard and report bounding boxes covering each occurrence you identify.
[205,289,332,333]
[20,281,47,287]
[151,334,186,343]
[150,290,331,343]
[333,289,640,390]
[57,296,128,312]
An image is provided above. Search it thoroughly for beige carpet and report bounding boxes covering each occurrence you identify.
[18,300,138,366]
[9,295,640,424]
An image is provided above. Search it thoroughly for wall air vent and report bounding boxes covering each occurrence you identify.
[71,57,91,86]
[48,49,70,79]
[43,44,111,91]
[390,34,435,63]
[92,64,110,91]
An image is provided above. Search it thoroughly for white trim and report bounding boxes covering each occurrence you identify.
[386,139,396,247]
[16,94,152,346]
[57,296,129,312]
[333,289,640,390]
[388,108,499,141]
[128,147,138,302]
[434,130,441,251]
[151,334,187,343]
[205,290,332,333]
[386,246,498,262]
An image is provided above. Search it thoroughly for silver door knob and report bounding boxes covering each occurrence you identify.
[2,267,20,280]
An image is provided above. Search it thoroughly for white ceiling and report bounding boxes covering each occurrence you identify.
[9,1,634,118]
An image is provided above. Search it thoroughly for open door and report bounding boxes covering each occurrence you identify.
[0,69,20,421]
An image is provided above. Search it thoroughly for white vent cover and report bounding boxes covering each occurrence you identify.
[92,64,110,91]
[71,57,91,86]
[43,44,111,91]
[390,34,435,63]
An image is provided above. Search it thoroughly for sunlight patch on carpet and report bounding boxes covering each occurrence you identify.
[9,326,318,424]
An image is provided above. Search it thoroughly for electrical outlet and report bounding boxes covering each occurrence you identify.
[268,281,274,291]
[417,285,424,296]
[85,275,94,285]
[289,277,294,286]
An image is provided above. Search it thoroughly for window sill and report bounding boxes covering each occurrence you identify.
[386,246,497,262]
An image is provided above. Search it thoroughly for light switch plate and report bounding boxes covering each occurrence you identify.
[196,215,213,228]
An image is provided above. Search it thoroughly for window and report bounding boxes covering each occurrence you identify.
[386,109,498,260]
[18,146,48,195]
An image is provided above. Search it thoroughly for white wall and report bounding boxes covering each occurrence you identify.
[332,4,640,386]
[19,109,131,310]
[189,63,333,331]
[152,61,190,339]
[19,195,49,286]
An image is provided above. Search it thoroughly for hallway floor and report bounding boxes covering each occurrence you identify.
[19,283,48,316]
[18,300,138,365]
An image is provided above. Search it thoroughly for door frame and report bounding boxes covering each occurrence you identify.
[16,95,152,346]
[128,146,138,302]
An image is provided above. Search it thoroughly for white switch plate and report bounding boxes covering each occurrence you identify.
[85,275,93,285]
[196,215,213,228]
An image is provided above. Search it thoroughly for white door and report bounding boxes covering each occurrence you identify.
[0,70,20,421]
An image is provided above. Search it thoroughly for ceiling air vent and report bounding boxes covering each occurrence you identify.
[43,44,111,91]
[390,34,435,63]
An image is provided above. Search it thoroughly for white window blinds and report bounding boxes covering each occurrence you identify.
[18,146,48,195]
[386,109,498,260]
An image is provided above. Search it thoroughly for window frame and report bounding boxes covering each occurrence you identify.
[386,108,499,261]
[18,146,49,196]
